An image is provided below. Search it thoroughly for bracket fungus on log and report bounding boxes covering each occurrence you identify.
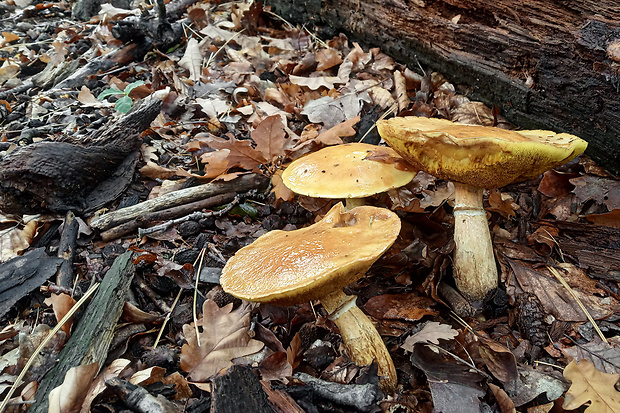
[220,202,401,393]
[377,116,588,302]
[282,143,416,209]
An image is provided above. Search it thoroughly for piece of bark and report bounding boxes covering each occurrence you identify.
[0,248,63,318]
[536,219,620,282]
[105,377,181,413]
[100,192,236,241]
[261,381,305,413]
[56,211,79,289]
[265,0,620,175]
[292,372,381,412]
[0,99,161,214]
[29,251,135,413]
[90,173,269,231]
[211,365,275,413]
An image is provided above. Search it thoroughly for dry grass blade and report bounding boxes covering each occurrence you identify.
[193,248,207,347]
[547,265,607,344]
[0,282,100,413]
[153,288,182,349]
[359,103,397,143]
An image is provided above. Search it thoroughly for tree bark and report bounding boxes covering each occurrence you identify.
[29,252,135,413]
[265,0,620,175]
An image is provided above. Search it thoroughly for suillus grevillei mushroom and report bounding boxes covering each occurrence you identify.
[377,116,588,302]
[220,202,401,392]
[282,142,417,209]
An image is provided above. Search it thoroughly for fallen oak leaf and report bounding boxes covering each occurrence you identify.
[563,359,620,412]
[314,116,360,145]
[251,114,286,164]
[180,300,264,382]
[44,293,77,337]
[48,362,99,413]
[401,321,458,352]
[198,134,264,172]
[271,170,295,202]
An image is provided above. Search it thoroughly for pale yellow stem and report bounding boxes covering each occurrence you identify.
[321,289,397,393]
[452,182,498,301]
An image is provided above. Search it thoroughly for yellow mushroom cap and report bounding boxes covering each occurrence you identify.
[220,203,401,306]
[377,116,588,188]
[281,143,416,198]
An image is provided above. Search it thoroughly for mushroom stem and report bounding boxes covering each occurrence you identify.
[320,289,397,393]
[344,198,366,210]
[452,182,498,302]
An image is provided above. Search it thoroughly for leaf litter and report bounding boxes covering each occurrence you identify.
[0,0,618,411]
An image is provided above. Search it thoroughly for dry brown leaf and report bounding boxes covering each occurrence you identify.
[80,359,130,413]
[271,170,295,202]
[488,189,519,218]
[0,219,38,263]
[130,366,166,386]
[178,37,202,81]
[121,302,162,324]
[571,176,620,210]
[200,149,231,178]
[180,300,264,382]
[478,337,518,386]
[44,293,77,337]
[289,74,343,90]
[489,383,517,413]
[365,294,438,324]
[316,48,342,71]
[162,372,193,400]
[199,135,264,173]
[400,321,458,352]
[1,32,19,44]
[537,170,578,198]
[251,114,286,163]
[314,116,360,145]
[563,359,620,412]
[77,86,110,107]
[0,64,20,85]
[48,362,99,413]
[139,161,178,180]
[586,209,620,228]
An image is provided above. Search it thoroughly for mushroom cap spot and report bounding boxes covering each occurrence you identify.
[377,117,588,188]
[220,203,401,306]
[281,143,417,198]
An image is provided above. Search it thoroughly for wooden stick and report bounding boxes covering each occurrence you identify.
[90,174,267,231]
[56,211,78,289]
[100,192,236,241]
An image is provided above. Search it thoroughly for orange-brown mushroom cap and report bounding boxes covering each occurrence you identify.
[377,116,588,188]
[281,143,416,198]
[220,203,401,306]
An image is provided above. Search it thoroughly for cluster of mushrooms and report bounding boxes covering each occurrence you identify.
[219,116,588,392]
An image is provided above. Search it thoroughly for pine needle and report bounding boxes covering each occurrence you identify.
[153,288,182,349]
[547,265,607,344]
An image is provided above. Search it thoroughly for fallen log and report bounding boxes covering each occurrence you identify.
[266,0,620,175]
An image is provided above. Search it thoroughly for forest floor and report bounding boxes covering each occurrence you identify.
[1,1,620,412]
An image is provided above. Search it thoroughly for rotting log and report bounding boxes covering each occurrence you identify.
[265,0,620,175]
[0,99,162,214]
[29,251,135,413]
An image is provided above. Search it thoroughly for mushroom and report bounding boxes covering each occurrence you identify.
[282,142,416,209]
[377,116,588,302]
[220,202,401,392]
